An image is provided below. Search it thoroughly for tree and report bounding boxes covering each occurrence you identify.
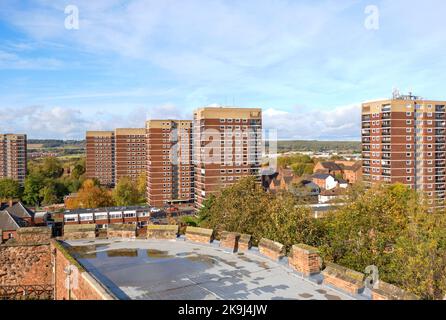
[65,179,114,209]
[199,177,320,251]
[112,177,140,206]
[71,160,86,180]
[39,157,64,179]
[22,173,45,206]
[136,172,147,203]
[39,183,59,206]
[319,183,418,275]
[0,178,22,200]
[390,213,446,300]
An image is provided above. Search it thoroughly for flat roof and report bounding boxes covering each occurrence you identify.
[64,239,353,300]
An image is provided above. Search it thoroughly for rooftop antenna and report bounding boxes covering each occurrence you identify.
[392,87,401,99]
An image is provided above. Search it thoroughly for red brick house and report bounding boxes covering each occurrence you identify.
[0,210,28,241]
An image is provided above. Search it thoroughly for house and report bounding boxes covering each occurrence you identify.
[338,161,362,184]
[0,210,28,241]
[336,178,349,189]
[318,188,347,204]
[312,173,338,190]
[3,202,35,225]
[264,168,300,192]
[313,162,343,177]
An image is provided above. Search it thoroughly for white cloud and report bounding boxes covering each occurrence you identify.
[264,104,361,141]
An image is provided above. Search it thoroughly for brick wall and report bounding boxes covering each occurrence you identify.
[146,225,178,240]
[321,262,365,296]
[288,244,321,276]
[107,224,136,239]
[63,225,96,240]
[185,226,214,244]
[219,231,240,252]
[52,241,115,300]
[0,244,52,286]
[15,227,52,244]
[371,281,419,300]
[258,238,285,261]
[238,234,252,251]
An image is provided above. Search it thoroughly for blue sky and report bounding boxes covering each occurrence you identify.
[1,0,446,140]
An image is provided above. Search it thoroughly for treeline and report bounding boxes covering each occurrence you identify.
[0,157,86,207]
[28,139,85,149]
[277,140,361,153]
[187,177,446,300]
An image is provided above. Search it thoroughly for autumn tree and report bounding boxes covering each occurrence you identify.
[65,179,114,209]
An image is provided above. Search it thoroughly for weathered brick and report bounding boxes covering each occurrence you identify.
[322,262,365,296]
[63,224,96,240]
[258,238,285,261]
[288,244,321,276]
[238,234,252,251]
[146,225,178,240]
[107,224,136,239]
[371,281,419,300]
[219,231,240,252]
[185,227,214,244]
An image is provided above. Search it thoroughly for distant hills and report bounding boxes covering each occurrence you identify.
[27,139,360,154]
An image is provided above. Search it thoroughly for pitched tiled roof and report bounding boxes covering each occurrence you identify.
[0,210,25,231]
[313,173,332,180]
[319,162,342,171]
[5,202,35,219]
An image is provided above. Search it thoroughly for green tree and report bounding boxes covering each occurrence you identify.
[22,173,45,206]
[0,178,22,200]
[39,183,59,206]
[39,157,64,179]
[390,213,446,300]
[112,177,140,206]
[199,177,320,251]
[136,172,147,203]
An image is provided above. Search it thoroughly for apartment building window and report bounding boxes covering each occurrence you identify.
[406,120,412,125]
[406,152,411,157]
[406,136,412,141]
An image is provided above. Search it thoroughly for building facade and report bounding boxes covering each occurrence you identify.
[193,107,262,207]
[362,93,446,210]
[0,134,27,184]
[86,131,115,186]
[86,129,146,187]
[115,128,147,183]
[146,120,194,207]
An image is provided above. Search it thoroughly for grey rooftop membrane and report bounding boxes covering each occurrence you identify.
[64,238,353,300]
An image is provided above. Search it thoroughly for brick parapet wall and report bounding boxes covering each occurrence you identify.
[185,227,214,244]
[15,227,52,245]
[288,244,321,276]
[258,238,285,261]
[238,234,252,251]
[321,262,365,296]
[107,224,136,239]
[51,240,115,300]
[219,231,240,252]
[371,281,419,300]
[146,225,178,240]
[63,225,96,240]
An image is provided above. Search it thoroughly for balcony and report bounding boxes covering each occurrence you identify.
[382,121,391,128]
[362,137,371,143]
[436,105,446,113]
[436,177,446,183]
[382,129,391,136]
[382,137,391,143]
[362,152,370,159]
[383,171,391,176]
[436,146,446,152]
[362,115,371,121]
[382,146,391,152]
[382,161,391,168]
[382,112,391,119]
[436,170,446,176]
[382,153,391,159]
[363,160,371,166]
[435,121,446,128]
[362,129,371,136]
[436,161,446,167]
[436,138,446,144]
[363,146,371,151]
[362,123,371,129]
